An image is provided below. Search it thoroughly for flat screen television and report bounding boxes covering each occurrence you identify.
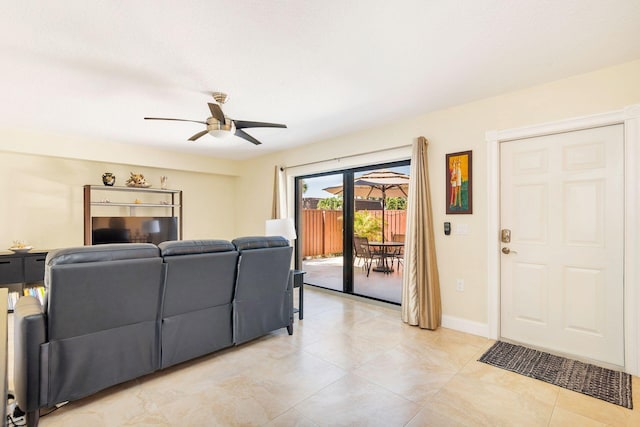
[91,216,178,245]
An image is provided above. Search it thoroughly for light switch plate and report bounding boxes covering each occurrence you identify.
[455,224,469,235]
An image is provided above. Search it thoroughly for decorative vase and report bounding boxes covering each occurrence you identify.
[102,173,116,186]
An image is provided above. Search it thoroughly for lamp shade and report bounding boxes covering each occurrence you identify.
[265,218,297,240]
[142,219,161,234]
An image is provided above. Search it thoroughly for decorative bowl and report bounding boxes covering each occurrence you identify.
[9,246,33,253]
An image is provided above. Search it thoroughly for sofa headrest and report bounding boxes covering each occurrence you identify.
[46,243,159,267]
[232,236,289,252]
[158,239,235,257]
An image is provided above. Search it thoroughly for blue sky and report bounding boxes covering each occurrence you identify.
[303,165,410,198]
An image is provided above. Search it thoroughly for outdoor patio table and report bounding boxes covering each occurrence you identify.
[367,242,404,273]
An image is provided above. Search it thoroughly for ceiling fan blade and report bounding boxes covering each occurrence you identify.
[188,130,209,141]
[234,129,262,145]
[208,103,226,123]
[144,117,207,125]
[233,120,287,129]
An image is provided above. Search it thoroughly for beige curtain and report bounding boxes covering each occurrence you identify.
[272,165,287,219]
[402,137,442,329]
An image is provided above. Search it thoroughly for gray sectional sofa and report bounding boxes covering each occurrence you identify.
[13,236,293,427]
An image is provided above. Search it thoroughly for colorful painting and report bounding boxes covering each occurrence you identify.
[446,150,472,214]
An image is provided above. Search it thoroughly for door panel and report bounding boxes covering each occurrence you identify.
[300,173,344,292]
[512,262,547,324]
[500,124,624,367]
[564,180,604,246]
[515,184,547,243]
[564,267,603,335]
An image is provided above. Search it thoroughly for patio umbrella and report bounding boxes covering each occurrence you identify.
[323,169,409,242]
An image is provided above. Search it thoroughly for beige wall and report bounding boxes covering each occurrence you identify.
[0,152,239,248]
[236,59,640,326]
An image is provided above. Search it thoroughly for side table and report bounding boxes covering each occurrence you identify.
[292,270,306,320]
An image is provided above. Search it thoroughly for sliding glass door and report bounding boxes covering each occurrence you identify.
[295,161,409,304]
[296,173,344,291]
[351,166,408,304]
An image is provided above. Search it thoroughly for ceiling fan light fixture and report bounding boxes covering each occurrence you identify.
[206,117,236,138]
[209,128,232,138]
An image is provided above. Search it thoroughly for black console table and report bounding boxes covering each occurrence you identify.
[0,250,47,285]
[0,250,48,311]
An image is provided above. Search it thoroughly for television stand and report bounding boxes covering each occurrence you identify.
[83,185,183,245]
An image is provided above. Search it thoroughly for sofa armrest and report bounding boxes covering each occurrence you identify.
[14,296,46,412]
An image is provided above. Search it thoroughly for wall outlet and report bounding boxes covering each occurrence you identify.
[456,279,464,292]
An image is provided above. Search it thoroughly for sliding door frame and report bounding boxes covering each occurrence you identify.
[295,159,410,302]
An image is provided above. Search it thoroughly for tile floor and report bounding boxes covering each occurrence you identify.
[10,288,640,426]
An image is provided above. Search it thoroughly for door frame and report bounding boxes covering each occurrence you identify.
[486,104,640,374]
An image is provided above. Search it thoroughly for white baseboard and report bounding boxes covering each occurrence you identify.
[441,315,489,338]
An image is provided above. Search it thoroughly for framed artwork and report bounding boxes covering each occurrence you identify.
[446,150,472,214]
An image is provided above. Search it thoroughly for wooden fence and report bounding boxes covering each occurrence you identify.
[301,209,407,257]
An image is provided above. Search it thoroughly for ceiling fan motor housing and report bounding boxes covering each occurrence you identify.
[212,92,229,104]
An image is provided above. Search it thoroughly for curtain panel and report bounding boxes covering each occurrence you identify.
[272,165,287,219]
[401,137,442,329]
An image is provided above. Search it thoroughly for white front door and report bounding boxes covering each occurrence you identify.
[500,124,625,367]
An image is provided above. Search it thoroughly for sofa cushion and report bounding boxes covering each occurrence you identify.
[46,257,164,340]
[44,243,160,291]
[232,236,289,252]
[232,236,293,345]
[158,239,234,256]
[46,243,159,267]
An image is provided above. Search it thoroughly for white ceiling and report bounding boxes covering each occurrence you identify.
[2,1,640,160]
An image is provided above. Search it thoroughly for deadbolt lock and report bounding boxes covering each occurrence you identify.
[501,229,511,243]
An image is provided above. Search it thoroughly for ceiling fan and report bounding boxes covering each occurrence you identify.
[144,92,286,145]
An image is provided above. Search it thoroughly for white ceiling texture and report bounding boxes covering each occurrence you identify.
[2,1,640,160]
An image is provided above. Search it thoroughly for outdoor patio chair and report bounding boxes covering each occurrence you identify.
[353,236,382,277]
[391,233,405,270]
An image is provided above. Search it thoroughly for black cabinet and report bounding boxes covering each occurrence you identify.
[0,256,22,284]
[23,254,47,283]
[0,251,47,285]
[0,251,47,311]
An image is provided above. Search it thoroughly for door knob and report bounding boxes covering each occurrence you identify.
[501,247,517,254]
